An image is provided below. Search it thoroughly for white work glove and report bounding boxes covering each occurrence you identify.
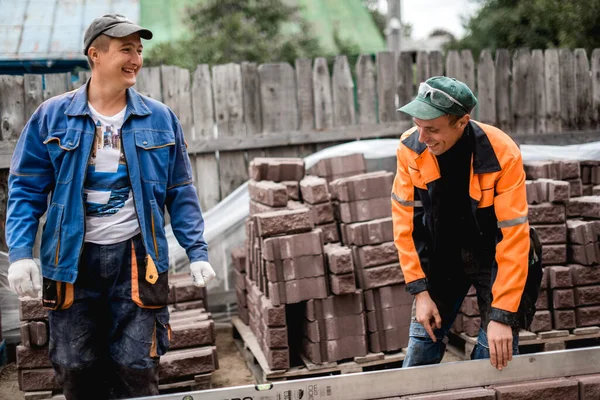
[189,261,216,287]
[8,259,41,298]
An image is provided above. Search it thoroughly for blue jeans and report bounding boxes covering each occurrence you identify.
[403,296,519,367]
[48,235,170,400]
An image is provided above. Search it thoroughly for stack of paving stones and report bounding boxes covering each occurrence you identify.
[16,274,218,399]
[306,153,367,185]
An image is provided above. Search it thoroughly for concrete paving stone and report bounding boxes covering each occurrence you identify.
[304,313,366,341]
[341,217,394,246]
[574,285,600,306]
[260,294,287,327]
[329,171,394,202]
[553,309,576,330]
[363,284,413,310]
[552,288,575,309]
[366,306,411,332]
[547,266,574,288]
[20,324,30,347]
[265,255,326,282]
[400,387,496,399]
[542,244,567,266]
[255,208,315,238]
[262,229,324,261]
[352,241,399,268]
[567,178,583,197]
[572,374,600,400]
[158,346,218,381]
[169,280,206,304]
[18,368,60,392]
[568,243,600,265]
[235,269,246,291]
[302,334,368,364]
[268,276,328,305]
[593,185,600,196]
[530,310,553,333]
[248,180,289,207]
[19,299,47,321]
[528,203,566,224]
[236,288,247,308]
[452,313,464,333]
[170,320,215,350]
[339,196,392,223]
[172,300,205,311]
[249,199,287,216]
[584,185,597,196]
[532,224,567,244]
[566,219,597,244]
[460,295,480,316]
[526,180,543,204]
[491,377,578,400]
[168,308,210,321]
[306,291,364,320]
[576,305,600,327]
[369,326,409,353]
[318,221,340,244]
[248,157,305,182]
[281,180,300,200]
[262,322,288,349]
[329,272,357,295]
[567,196,600,219]
[524,161,553,180]
[301,200,335,224]
[355,263,405,290]
[307,153,367,178]
[239,306,249,325]
[17,345,51,369]
[324,243,354,274]
[299,175,330,204]
[462,315,481,337]
[231,246,246,272]
[538,179,571,203]
[536,289,548,310]
[264,345,290,370]
[540,267,549,290]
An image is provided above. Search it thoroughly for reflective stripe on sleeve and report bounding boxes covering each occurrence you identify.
[497,215,528,228]
[391,192,422,208]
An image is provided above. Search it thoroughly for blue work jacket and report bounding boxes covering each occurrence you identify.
[7,82,208,283]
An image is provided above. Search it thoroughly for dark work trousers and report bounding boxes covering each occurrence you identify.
[48,234,170,400]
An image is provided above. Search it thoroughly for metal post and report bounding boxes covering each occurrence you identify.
[386,0,402,52]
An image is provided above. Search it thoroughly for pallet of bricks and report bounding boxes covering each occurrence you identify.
[15,272,218,399]
[450,159,600,358]
[231,154,412,383]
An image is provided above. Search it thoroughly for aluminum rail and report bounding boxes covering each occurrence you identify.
[132,346,600,400]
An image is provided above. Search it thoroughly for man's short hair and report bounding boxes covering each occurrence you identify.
[86,34,111,69]
[447,114,464,127]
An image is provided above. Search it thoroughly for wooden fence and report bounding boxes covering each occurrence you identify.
[1,48,600,219]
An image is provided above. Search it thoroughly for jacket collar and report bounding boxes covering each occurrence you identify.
[401,120,501,174]
[65,79,152,117]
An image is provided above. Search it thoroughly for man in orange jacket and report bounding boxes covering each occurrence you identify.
[392,76,541,370]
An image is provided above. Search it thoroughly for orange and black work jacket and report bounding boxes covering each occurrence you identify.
[391,120,530,326]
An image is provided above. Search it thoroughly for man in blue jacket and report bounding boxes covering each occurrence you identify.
[6,14,215,400]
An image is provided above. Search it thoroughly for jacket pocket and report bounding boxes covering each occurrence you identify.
[42,277,74,310]
[150,310,171,358]
[134,130,175,184]
[149,200,168,262]
[40,203,64,268]
[43,129,82,184]
[131,241,169,308]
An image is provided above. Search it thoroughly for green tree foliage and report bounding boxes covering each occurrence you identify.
[145,0,323,70]
[447,0,600,57]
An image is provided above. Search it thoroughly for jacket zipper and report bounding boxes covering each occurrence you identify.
[76,130,95,278]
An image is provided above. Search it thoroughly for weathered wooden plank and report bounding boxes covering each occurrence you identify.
[476,50,496,125]
[396,52,414,123]
[495,49,512,133]
[212,63,247,200]
[531,49,547,134]
[592,49,600,129]
[0,75,26,141]
[559,49,577,131]
[74,70,91,89]
[23,74,43,119]
[313,57,334,130]
[416,51,430,85]
[574,49,593,130]
[136,66,163,102]
[429,51,444,77]
[445,50,462,81]
[295,58,314,132]
[377,51,397,123]
[44,73,70,100]
[511,48,534,135]
[356,55,377,125]
[544,49,562,133]
[242,61,266,161]
[259,63,299,157]
[0,169,8,251]
[191,64,219,211]
[332,55,355,126]
[460,50,476,92]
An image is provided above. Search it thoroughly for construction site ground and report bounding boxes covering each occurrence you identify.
[0,324,462,399]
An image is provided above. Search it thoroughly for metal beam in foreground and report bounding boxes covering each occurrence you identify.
[132,346,600,400]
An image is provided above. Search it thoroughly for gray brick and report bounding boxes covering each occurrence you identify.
[570,264,600,286]
[355,263,405,290]
[248,180,289,207]
[352,241,398,268]
[339,197,392,223]
[528,203,566,224]
[329,171,394,202]
[306,291,364,320]
[324,243,353,274]
[492,378,578,400]
[249,157,304,182]
[299,175,330,204]
[341,217,394,246]
[254,208,314,238]
[532,224,567,244]
[329,272,357,295]
[574,286,600,306]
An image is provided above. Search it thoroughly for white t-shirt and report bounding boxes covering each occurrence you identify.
[84,103,140,244]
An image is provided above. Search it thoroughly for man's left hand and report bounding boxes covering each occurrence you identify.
[487,320,513,370]
[189,261,216,287]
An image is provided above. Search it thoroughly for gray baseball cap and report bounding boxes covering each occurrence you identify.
[83,14,153,56]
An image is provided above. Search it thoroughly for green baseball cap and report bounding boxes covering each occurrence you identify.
[398,76,478,120]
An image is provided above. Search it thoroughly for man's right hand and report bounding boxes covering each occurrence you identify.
[415,291,442,342]
[8,259,41,298]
